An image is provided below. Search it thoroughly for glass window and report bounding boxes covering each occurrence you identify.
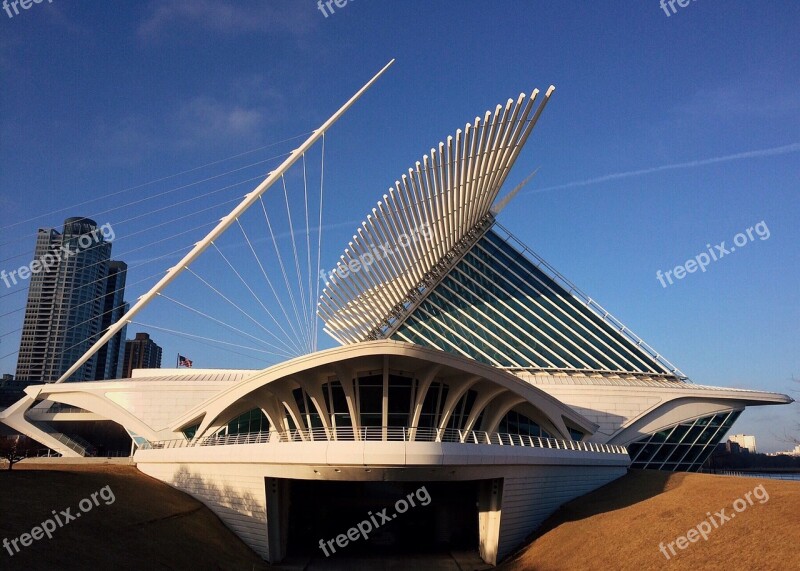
[695,418,722,445]
[446,389,477,430]
[627,442,645,460]
[626,411,744,472]
[358,373,383,427]
[332,412,352,428]
[668,424,691,443]
[568,427,584,441]
[681,444,706,465]
[182,423,199,440]
[683,422,706,444]
[326,380,350,421]
[648,428,673,444]
[666,444,692,464]
[722,411,739,428]
[387,374,413,427]
[692,446,717,470]
[498,410,549,438]
[227,408,270,435]
[653,444,676,464]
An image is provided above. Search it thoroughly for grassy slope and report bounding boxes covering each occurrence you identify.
[0,464,268,571]
[2,465,797,570]
[497,470,800,571]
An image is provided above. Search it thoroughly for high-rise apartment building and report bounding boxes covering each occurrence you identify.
[15,217,127,382]
[122,332,163,378]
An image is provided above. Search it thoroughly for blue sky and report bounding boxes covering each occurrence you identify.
[0,1,798,451]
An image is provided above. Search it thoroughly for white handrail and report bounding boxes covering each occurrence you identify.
[141,426,628,455]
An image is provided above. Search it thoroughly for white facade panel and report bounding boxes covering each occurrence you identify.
[497,465,627,560]
[137,462,270,559]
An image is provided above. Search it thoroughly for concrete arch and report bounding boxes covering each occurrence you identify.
[175,341,597,442]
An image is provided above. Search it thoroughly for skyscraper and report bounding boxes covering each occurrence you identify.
[94,261,128,380]
[15,217,127,382]
[122,332,162,378]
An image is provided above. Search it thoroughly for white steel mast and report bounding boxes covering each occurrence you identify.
[56,59,395,383]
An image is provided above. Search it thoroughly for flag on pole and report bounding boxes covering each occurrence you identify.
[178,355,193,368]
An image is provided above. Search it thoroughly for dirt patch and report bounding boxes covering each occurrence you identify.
[498,470,800,571]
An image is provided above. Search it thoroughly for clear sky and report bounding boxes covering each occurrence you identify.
[1,1,798,451]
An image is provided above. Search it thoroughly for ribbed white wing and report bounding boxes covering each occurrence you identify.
[318,87,554,343]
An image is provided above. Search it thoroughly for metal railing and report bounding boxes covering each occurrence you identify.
[699,469,800,481]
[52,433,94,455]
[140,426,627,455]
[26,448,63,458]
[34,421,95,455]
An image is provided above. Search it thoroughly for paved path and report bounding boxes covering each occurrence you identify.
[275,550,492,571]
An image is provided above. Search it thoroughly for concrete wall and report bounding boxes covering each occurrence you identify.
[496,464,627,561]
[137,462,270,559]
[135,441,628,564]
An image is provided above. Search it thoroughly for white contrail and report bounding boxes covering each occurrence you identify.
[524,143,800,195]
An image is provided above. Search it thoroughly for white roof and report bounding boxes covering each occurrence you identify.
[130,368,257,382]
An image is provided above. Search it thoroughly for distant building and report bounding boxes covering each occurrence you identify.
[94,261,128,380]
[728,434,757,453]
[122,333,162,378]
[716,440,741,454]
[0,374,35,409]
[767,444,800,457]
[15,217,127,382]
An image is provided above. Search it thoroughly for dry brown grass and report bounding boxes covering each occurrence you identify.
[3,465,797,570]
[0,463,269,571]
[497,470,800,571]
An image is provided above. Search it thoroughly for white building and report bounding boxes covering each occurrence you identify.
[728,434,758,453]
[1,75,792,565]
[767,444,800,457]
